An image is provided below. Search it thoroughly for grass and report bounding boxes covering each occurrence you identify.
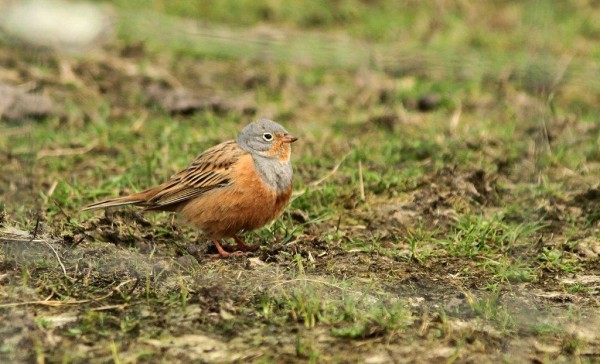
[1,0,600,362]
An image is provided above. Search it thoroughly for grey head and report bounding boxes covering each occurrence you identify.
[237,119,297,154]
[236,118,298,191]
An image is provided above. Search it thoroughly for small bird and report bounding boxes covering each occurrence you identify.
[84,119,298,257]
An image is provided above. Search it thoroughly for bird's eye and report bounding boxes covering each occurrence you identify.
[262,133,273,141]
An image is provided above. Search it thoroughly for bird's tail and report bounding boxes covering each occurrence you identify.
[82,190,151,211]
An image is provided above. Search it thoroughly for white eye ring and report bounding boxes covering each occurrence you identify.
[263,133,273,141]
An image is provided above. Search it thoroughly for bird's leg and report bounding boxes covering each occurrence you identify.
[211,239,245,258]
[233,236,259,252]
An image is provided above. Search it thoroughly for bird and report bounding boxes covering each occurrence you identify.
[83,119,298,257]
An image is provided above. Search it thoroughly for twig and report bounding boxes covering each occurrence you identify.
[0,237,45,243]
[46,180,58,197]
[0,292,113,308]
[41,240,68,277]
[358,160,365,201]
[115,279,137,292]
[91,303,129,312]
[449,98,462,131]
[126,278,141,297]
[37,141,98,159]
[291,151,351,199]
[52,200,71,223]
[131,110,148,133]
[309,151,351,187]
[0,279,136,308]
[32,213,41,239]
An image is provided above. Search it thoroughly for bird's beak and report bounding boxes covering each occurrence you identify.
[282,134,298,143]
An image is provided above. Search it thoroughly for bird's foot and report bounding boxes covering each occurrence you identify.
[233,236,259,252]
[210,239,248,258]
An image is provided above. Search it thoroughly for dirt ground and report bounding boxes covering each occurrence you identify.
[2,2,600,363]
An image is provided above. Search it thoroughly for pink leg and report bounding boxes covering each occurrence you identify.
[210,239,246,258]
[233,236,259,252]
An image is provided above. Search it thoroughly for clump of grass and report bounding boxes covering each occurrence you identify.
[561,333,586,355]
[330,301,412,339]
[537,247,579,273]
[529,322,563,336]
[3,0,600,362]
[437,214,544,258]
[276,285,413,338]
[262,274,413,339]
[464,287,513,330]
[404,224,438,263]
[295,334,320,363]
[479,257,536,283]
[278,285,323,328]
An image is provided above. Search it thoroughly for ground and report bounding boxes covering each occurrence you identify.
[1,1,600,363]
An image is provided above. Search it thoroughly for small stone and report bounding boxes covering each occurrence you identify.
[364,353,392,364]
[177,255,199,269]
[247,257,266,268]
[219,308,235,320]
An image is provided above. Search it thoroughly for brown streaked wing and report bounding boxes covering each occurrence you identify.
[145,140,246,209]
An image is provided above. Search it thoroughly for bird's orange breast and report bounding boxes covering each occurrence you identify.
[178,154,292,239]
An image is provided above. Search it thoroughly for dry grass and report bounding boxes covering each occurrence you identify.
[2,1,600,362]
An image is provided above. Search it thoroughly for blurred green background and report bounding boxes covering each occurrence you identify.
[2,1,600,362]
